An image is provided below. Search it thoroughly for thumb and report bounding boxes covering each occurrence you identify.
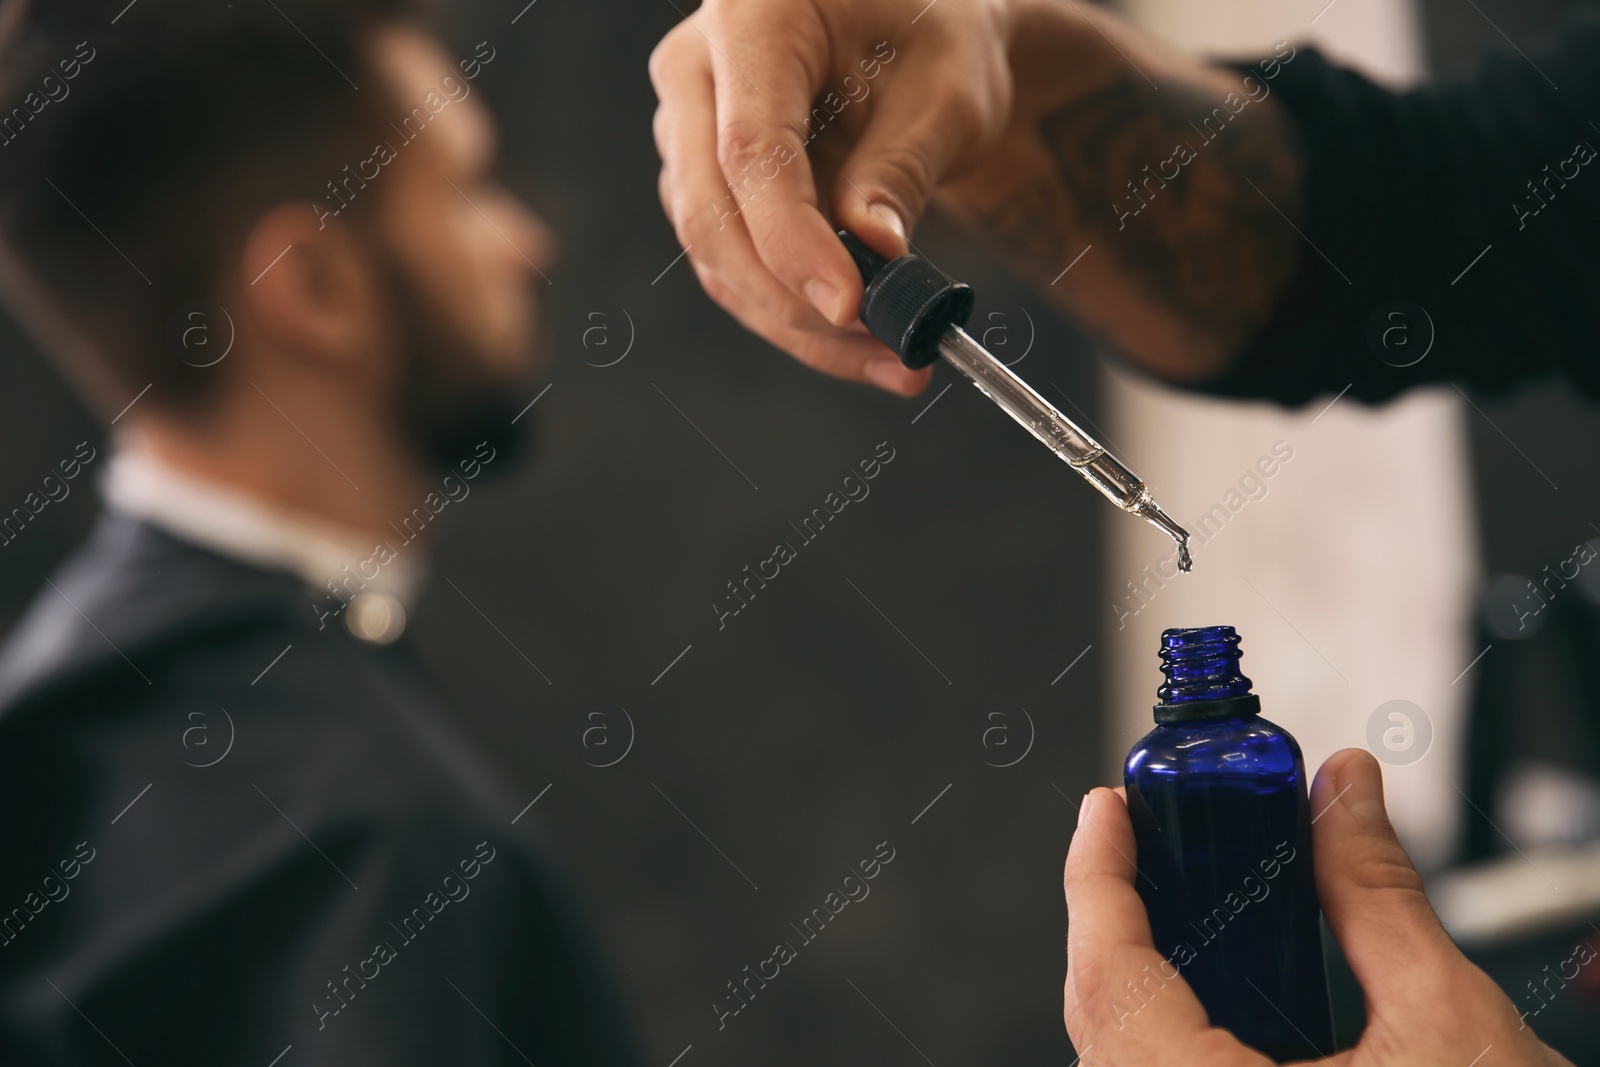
[833,52,1008,260]
[1311,749,1462,1002]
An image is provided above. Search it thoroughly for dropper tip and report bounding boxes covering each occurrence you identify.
[1135,494,1193,573]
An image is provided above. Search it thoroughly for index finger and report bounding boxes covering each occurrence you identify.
[1064,787,1246,1063]
[699,1,868,326]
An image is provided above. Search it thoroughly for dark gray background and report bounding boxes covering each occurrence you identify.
[0,1,1591,1064]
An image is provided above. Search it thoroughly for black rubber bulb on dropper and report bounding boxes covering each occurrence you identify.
[837,230,975,370]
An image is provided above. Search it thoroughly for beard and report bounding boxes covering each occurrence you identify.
[382,253,545,479]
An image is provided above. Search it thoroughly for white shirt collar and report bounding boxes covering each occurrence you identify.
[103,448,427,614]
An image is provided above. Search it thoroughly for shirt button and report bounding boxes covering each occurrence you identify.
[345,592,406,645]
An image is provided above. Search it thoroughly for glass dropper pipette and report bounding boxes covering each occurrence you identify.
[838,230,1193,571]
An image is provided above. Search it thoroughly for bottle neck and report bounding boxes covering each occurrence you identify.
[1154,625,1258,723]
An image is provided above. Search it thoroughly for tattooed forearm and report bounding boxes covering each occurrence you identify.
[1040,52,1302,339]
[943,37,1306,380]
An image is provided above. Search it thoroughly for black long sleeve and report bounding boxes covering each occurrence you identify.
[1200,15,1600,407]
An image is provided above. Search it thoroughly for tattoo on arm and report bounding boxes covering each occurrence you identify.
[974,68,1304,366]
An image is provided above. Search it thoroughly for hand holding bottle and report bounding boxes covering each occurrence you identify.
[1063,749,1575,1065]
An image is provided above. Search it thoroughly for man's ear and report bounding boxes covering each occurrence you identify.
[237,203,387,370]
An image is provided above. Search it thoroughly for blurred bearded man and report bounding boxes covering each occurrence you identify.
[0,3,642,1063]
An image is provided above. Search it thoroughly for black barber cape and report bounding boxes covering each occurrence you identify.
[0,510,643,1065]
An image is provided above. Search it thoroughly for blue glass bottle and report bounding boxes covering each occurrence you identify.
[1123,626,1334,1060]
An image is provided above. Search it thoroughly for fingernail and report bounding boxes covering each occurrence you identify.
[868,201,907,243]
[804,280,843,323]
[1078,791,1093,828]
[863,359,906,393]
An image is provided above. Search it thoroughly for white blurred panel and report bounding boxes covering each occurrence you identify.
[1103,0,1478,872]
